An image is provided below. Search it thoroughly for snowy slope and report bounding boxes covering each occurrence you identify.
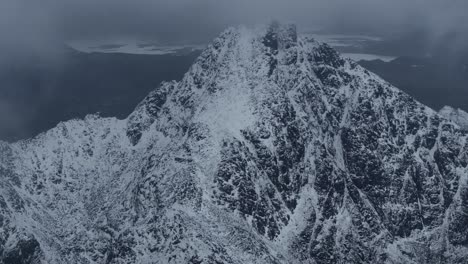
[1,23,468,264]
[439,106,468,130]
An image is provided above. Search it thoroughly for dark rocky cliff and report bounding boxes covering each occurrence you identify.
[1,23,467,263]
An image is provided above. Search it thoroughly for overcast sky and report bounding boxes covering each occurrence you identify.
[1,0,467,45]
[0,0,467,68]
[0,0,466,87]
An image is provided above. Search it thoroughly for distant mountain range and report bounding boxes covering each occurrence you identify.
[360,56,468,112]
[67,39,205,55]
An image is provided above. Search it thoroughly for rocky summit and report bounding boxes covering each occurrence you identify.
[1,23,468,263]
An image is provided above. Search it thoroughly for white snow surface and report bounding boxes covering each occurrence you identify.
[1,24,467,264]
[439,105,468,130]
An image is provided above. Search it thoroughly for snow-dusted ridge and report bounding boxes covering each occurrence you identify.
[439,105,468,130]
[1,23,468,263]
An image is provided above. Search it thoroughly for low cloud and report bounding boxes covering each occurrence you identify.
[0,0,466,140]
[1,0,467,46]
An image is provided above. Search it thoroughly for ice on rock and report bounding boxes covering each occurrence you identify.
[439,105,468,130]
[1,23,468,263]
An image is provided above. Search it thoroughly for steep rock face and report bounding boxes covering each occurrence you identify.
[1,24,468,263]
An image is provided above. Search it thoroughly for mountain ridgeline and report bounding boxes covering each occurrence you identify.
[439,106,468,131]
[1,23,468,263]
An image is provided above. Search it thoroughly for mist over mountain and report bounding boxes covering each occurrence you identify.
[1,23,468,264]
[1,0,467,56]
[2,28,468,142]
[1,1,468,263]
[1,1,468,141]
[0,47,198,141]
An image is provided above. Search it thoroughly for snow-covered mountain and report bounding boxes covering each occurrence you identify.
[1,23,468,263]
[439,106,468,130]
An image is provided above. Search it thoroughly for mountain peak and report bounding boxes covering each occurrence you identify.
[124,23,342,145]
[263,21,298,50]
[1,24,468,263]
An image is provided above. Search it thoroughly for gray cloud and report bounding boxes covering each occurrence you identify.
[58,0,468,41]
[1,0,467,45]
[0,0,467,70]
[0,0,467,140]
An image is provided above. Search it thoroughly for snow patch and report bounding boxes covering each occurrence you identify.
[439,106,468,130]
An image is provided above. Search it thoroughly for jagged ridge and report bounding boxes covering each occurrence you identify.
[439,106,468,130]
[1,23,468,264]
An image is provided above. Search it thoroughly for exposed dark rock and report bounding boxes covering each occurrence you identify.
[0,23,467,263]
